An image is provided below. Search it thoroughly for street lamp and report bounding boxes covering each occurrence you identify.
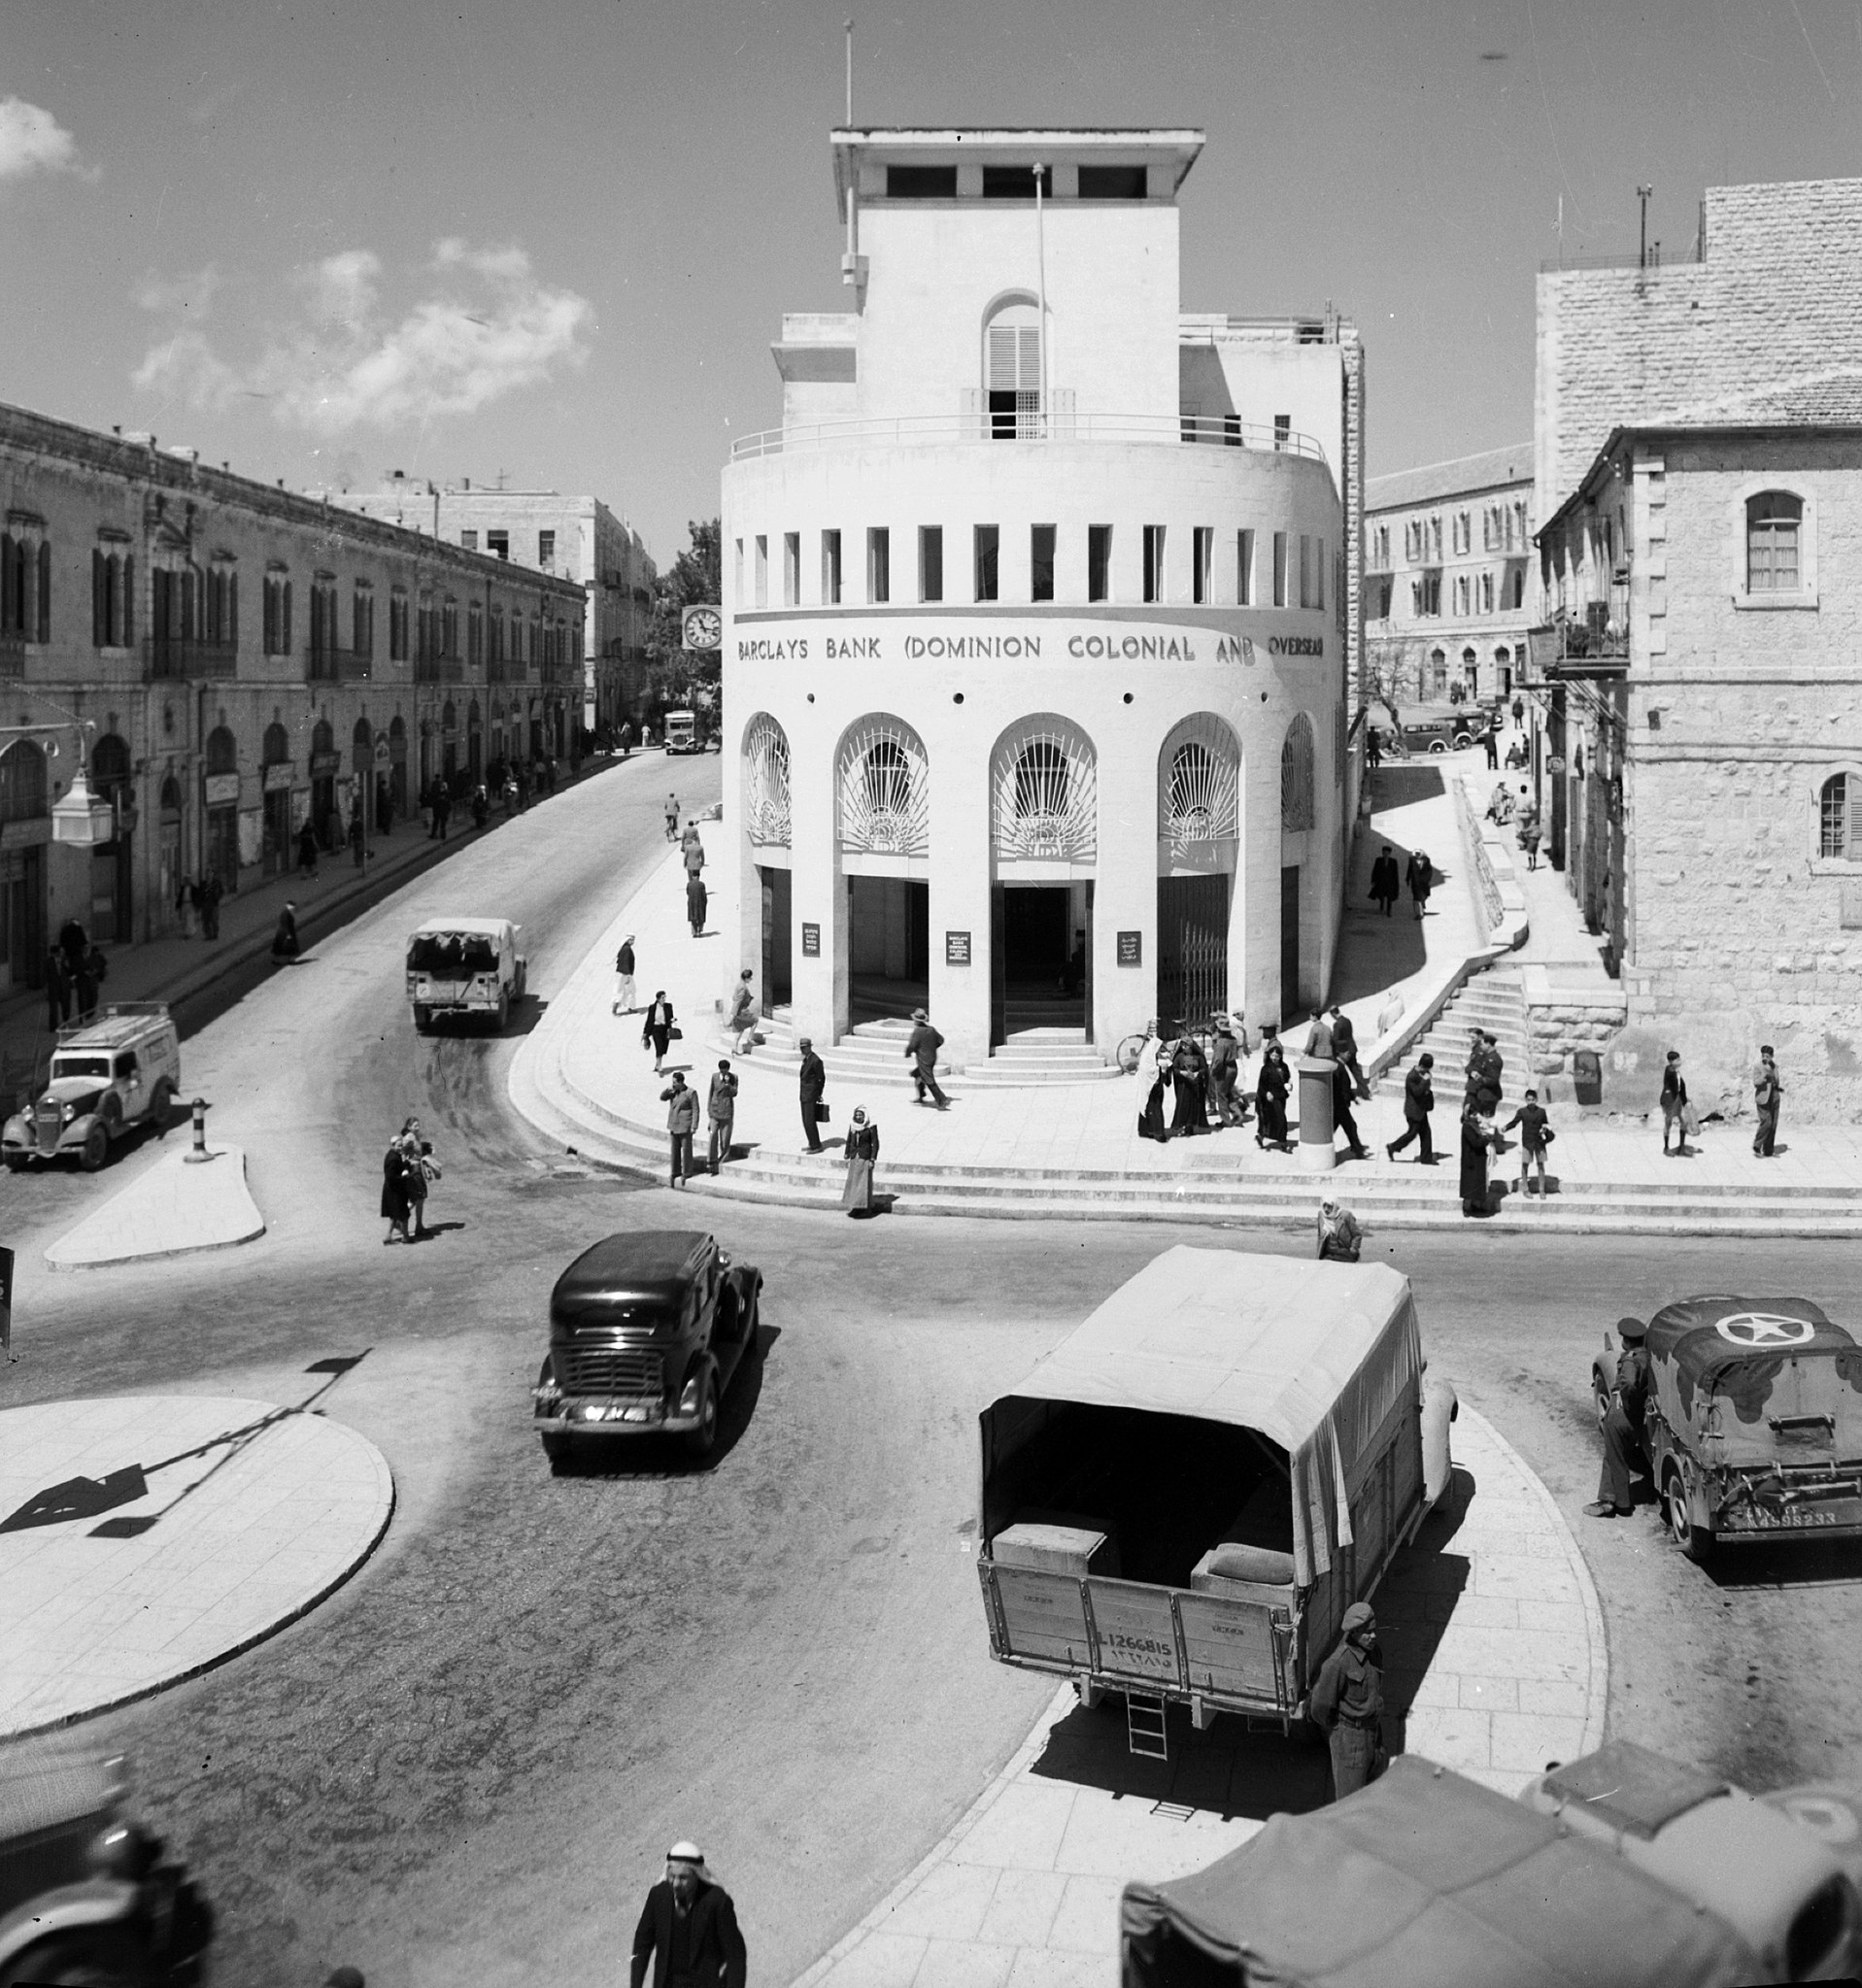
[51,762,115,846]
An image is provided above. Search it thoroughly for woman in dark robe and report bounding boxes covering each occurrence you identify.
[1170,1034,1208,1136]
[271,902,300,962]
[1255,1043,1291,1150]
[381,1137,411,1244]
[1136,1039,1170,1143]
[841,1106,880,1215]
[1460,1096,1498,1216]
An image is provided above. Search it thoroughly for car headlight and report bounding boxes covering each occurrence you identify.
[87,1820,158,1879]
[62,1103,77,1123]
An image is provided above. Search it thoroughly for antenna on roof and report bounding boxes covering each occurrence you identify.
[845,18,854,124]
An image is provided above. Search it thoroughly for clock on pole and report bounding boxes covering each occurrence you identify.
[682,605,723,651]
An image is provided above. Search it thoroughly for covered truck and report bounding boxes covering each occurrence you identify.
[975,1248,1454,1750]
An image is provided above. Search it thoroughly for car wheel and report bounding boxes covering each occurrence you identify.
[515,960,527,998]
[541,1432,575,1476]
[1429,740,1447,755]
[744,1279,762,1346]
[413,1005,432,1033]
[1665,1465,1711,1563]
[1454,732,1473,750]
[495,990,511,1032]
[148,1077,174,1130]
[80,1122,110,1172]
[0,1931,151,1986]
[684,1369,719,1462]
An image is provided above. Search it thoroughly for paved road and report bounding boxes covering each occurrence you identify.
[4,753,1861,1986]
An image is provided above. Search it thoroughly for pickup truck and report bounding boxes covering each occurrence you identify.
[975,1248,1456,1750]
[1594,1295,1862,1561]
[406,916,526,1033]
[532,1229,762,1468]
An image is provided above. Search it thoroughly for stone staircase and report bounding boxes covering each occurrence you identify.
[702,1009,1116,1089]
[1378,963,1534,1105]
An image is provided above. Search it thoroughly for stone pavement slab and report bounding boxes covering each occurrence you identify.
[43,1142,265,1270]
[790,1404,1606,1987]
[0,1394,393,1737]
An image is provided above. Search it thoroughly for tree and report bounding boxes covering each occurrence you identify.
[645,518,723,714]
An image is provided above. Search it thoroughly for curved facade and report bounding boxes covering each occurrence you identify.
[722,128,1360,1066]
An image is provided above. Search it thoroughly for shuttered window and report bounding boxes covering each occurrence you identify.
[1746,490,1802,591]
[1820,774,1859,859]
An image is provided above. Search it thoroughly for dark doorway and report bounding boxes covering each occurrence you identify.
[848,875,929,1023]
[998,884,1084,1033]
[1157,874,1230,1028]
[1280,865,1302,1022]
[759,865,793,1013]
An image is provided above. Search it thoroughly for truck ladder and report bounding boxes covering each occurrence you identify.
[1126,1690,1168,1761]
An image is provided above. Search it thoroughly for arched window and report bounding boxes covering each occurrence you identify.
[1157,716,1239,856]
[352,717,372,776]
[1747,491,1802,592]
[159,775,183,818]
[1014,740,1067,821]
[1820,773,1856,859]
[0,741,48,823]
[836,718,929,857]
[311,719,334,758]
[205,725,238,776]
[983,296,1041,440]
[262,723,290,766]
[744,713,793,846]
[993,720,1096,862]
[864,738,909,815]
[1281,715,1315,832]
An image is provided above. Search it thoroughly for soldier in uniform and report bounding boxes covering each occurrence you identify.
[1309,1601,1384,1801]
[1585,1316,1650,1518]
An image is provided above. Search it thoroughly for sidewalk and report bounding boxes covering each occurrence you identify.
[0,756,624,1106]
[790,1404,1606,1988]
[43,1141,264,1270]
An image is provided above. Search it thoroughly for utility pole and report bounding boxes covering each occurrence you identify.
[1638,185,1653,270]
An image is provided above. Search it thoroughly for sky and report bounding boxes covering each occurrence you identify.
[2,0,1860,566]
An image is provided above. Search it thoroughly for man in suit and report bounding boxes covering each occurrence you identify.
[630,1841,746,1988]
[1368,844,1400,916]
[798,1036,827,1153]
[1386,1052,1437,1163]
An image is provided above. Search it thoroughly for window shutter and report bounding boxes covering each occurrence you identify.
[121,556,133,646]
[987,323,1016,391]
[1018,324,1040,391]
[92,550,105,648]
[1850,776,1861,859]
[36,541,50,643]
[284,581,292,654]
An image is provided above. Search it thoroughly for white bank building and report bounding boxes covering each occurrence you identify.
[722,127,1362,1070]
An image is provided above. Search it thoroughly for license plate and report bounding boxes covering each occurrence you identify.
[1732,1501,1860,1532]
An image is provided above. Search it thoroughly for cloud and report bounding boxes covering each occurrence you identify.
[134,240,593,436]
[135,265,222,320]
[0,97,94,182]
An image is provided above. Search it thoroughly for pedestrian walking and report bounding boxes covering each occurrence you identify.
[686,872,708,937]
[1331,1060,1368,1161]
[905,1008,949,1108]
[1303,1008,1335,1063]
[728,969,758,1053]
[1460,1095,1499,1216]
[1473,1030,1504,1102]
[661,1072,699,1186]
[1208,1017,1244,1129]
[58,916,86,976]
[1255,1041,1291,1150]
[1503,1087,1553,1199]
[1520,810,1542,871]
[380,1135,412,1244]
[1753,1045,1782,1157]
[1584,1318,1651,1520]
[629,1841,747,1988]
[706,1060,738,1175]
[1137,1031,1171,1143]
[1511,693,1525,729]
[664,792,680,842]
[471,783,489,829]
[42,947,69,1029]
[1329,1004,1368,1098]
[175,873,195,938]
[1405,849,1434,919]
[1309,1601,1385,1801]
[682,824,705,875]
[798,1036,827,1152]
[399,1117,436,1239]
[1386,1052,1437,1164]
[613,935,637,1016]
[1660,1049,1692,1156]
[1365,725,1382,769]
[642,992,676,1073]
[1169,1032,1210,1136]
[618,720,633,760]
[296,820,321,878]
[349,807,367,869]
[271,902,301,962]
[841,1106,880,1216]
[199,872,222,940]
[1316,1196,1364,1263]
[1369,844,1400,916]
[1482,724,1499,770]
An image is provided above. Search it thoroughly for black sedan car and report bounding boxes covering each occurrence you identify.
[532,1230,762,1469]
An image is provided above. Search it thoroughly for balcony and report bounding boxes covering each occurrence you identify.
[145,634,239,680]
[728,407,1327,465]
[308,645,373,684]
[1526,609,1629,680]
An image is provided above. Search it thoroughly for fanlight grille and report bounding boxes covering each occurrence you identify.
[1281,714,1315,832]
[994,724,1097,862]
[1159,716,1239,858]
[837,718,930,857]
[744,713,792,845]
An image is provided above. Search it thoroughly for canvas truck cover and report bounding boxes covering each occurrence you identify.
[1647,1295,1862,1466]
[1118,1755,1760,1988]
[981,1248,1421,1588]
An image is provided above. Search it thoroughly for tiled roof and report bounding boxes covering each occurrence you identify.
[1366,444,1533,514]
[1670,368,1862,428]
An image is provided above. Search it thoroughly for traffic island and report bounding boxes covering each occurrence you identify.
[0,1394,393,1738]
[44,1142,265,1271]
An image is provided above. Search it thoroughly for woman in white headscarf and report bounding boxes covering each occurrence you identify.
[1316,1196,1363,1262]
[841,1106,880,1216]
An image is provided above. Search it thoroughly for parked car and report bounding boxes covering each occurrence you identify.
[405,917,526,1033]
[663,709,702,755]
[532,1230,762,1468]
[1399,711,1486,756]
[1,1004,180,1173]
[0,1750,215,1987]
[1595,1295,1862,1562]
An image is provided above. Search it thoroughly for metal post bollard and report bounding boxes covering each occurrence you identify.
[1296,1057,1338,1172]
[183,1096,214,1164]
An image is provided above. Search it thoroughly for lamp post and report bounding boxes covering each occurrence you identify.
[0,703,110,846]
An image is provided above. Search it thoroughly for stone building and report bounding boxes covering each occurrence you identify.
[323,479,656,741]
[1363,445,1534,709]
[0,402,584,992]
[1537,410,1862,1118]
[721,126,1364,1068]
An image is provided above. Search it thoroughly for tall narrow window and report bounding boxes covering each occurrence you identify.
[985,302,1042,440]
[1273,415,1291,451]
[1272,532,1288,608]
[1236,529,1255,605]
[1315,538,1325,612]
[1193,526,1213,605]
[1142,525,1166,604]
[1820,774,1852,859]
[783,531,800,607]
[920,526,943,604]
[1746,491,1802,591]
[1088,524,1112,603]
[1031,524,1056,603]
[867,527,890,604]
[1223,414,1241,448]
[973,524,999,602]
[389,589,409,661]
[733,537,744,604]
[354,583,373,657]
[538,529,556,566]
[822,529,842,605]
[754,535,768,608]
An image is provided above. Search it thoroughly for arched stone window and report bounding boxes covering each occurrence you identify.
[1281,715,1315,832]
[262,722,290,766]
[1157,715,1240,858]
[993,718,1096,863]
[0,740,48,823]
[91,733,131,793]
[743,713,793,847]
[836,716,929,857]
[205,725,238,776]
[311,718,334,760]
[1819,772,1858,859]
[159,775,183,818]
[1747,490,1802,592]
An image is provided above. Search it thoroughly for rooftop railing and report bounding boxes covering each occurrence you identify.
[729,409,1327,465]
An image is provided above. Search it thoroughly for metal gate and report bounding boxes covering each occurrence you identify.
[1157,874,1229,1027]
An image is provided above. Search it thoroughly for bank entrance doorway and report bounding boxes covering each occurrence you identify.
[1280,865,1302,1022]
[1157,874,1229,1029]
[848,875,928,1024]
[990,883,1089,1043]
[759,865,793,1015]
